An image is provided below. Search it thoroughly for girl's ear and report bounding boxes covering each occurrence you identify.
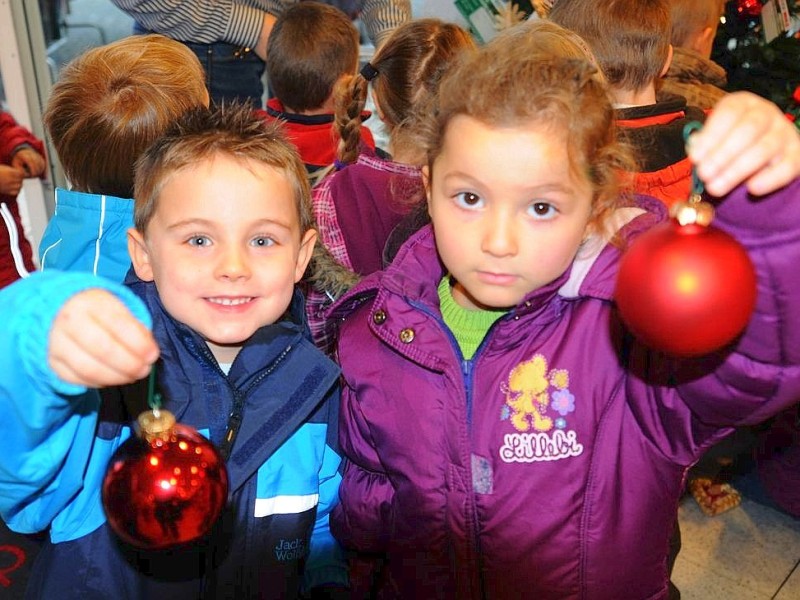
[294,228,318,283]
[128,228,155,282]
[422,165,432,213]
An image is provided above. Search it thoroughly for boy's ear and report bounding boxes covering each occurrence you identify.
[294,228,318,283]
[660,44,674,78]
[691,26,716,59]
[127,227,155,282]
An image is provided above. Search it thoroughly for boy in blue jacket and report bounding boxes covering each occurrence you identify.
[0,104,347,599]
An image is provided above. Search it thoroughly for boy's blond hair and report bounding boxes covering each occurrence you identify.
[417,24,636,239]
[668,0,723,48]
[266,2,360,113]
[133,104,313,236]
[43,34,208,199]
[549,0,671,93]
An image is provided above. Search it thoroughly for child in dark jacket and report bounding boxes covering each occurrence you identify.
[328,24,800,599]
[660,0,727,110]
[259,2,377,182]
[549,0,706,207]
[39,34,209,281]
[0,104,347,599]
[0,111,46,288]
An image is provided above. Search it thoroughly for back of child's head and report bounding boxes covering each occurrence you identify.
[266,2,360,113]
[43,34,208,199]
[334,18,475,165]
[548,0,671,93]
[496,19,604,79]
[419,23,635,236]
[668,0,722,49]
[133,103,313,235]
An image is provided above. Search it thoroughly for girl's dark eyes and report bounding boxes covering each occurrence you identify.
[528,202,557,219]
[454,192,484,209]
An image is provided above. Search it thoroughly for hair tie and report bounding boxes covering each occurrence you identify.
[360,62,379,81]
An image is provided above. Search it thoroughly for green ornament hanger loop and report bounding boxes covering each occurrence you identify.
[683,121,704,200]
[147,366,162,413]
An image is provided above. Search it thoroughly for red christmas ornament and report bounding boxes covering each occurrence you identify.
[793,85,800,105]
[736,0,763,18]
[615,201,757,357]
[102,409,228,549]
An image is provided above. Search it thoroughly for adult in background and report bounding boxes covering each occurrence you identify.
[111,0,411,108]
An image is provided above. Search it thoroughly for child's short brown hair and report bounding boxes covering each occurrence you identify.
[43,34,208,199]
[668,0,723,47]
[549,0,671,93]
[266,2,360,113]
[133,104,313,236]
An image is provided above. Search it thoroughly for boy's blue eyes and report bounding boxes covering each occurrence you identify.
[186,236,275,247]
[188,236,211,247]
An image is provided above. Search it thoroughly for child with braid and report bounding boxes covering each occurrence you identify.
[306,18,475,351]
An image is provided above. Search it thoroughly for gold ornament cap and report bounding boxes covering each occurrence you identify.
[670,195,715,227]
[136,409,176,442]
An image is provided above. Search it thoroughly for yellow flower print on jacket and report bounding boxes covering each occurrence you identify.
[502,354,570,433]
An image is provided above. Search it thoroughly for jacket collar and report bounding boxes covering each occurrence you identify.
[331,196,666,322]
[123,271,339,491]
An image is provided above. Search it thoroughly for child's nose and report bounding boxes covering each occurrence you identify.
[482,211,518,257]
[216,246,251,280]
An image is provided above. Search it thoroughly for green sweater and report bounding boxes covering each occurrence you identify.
[437,277,506,360]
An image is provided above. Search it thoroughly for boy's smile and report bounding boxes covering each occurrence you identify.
[426,115,594,311]
[128,152,316,364]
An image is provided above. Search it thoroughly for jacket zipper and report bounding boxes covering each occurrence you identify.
[410,299,503,599]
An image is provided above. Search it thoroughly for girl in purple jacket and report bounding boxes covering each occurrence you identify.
[329,23,800,600]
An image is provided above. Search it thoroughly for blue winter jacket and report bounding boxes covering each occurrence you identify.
[0,269,346,598]
[330,185,800,600]
[39,188,134,281]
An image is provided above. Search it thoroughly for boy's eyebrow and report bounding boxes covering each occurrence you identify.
[166,217,293,230]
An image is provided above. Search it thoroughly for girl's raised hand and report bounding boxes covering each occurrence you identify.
[688,91,800,197]
[49,289,159,388]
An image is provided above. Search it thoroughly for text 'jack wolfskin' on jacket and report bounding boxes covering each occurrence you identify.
[329,184,800,600]
[0,269,346,598]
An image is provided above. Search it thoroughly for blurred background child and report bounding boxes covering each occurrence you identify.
[259,2,379,182]
[0,111,47,288]
[40,34,209,281]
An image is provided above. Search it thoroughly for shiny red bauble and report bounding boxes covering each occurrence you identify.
[101,409,228,549]
[615,218,757,357]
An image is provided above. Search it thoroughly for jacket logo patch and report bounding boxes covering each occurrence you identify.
[499,354,584,462]
[274,537,308,561]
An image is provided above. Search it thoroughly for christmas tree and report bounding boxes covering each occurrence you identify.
[712,0,800,123]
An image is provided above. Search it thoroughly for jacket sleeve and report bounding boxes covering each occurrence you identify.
[304,384,348,591]
[625,179,800,463]
[0,111,44,165]
[330,369,395,554]
[0,270,151,532]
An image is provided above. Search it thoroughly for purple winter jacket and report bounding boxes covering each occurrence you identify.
[328,186,800,600]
